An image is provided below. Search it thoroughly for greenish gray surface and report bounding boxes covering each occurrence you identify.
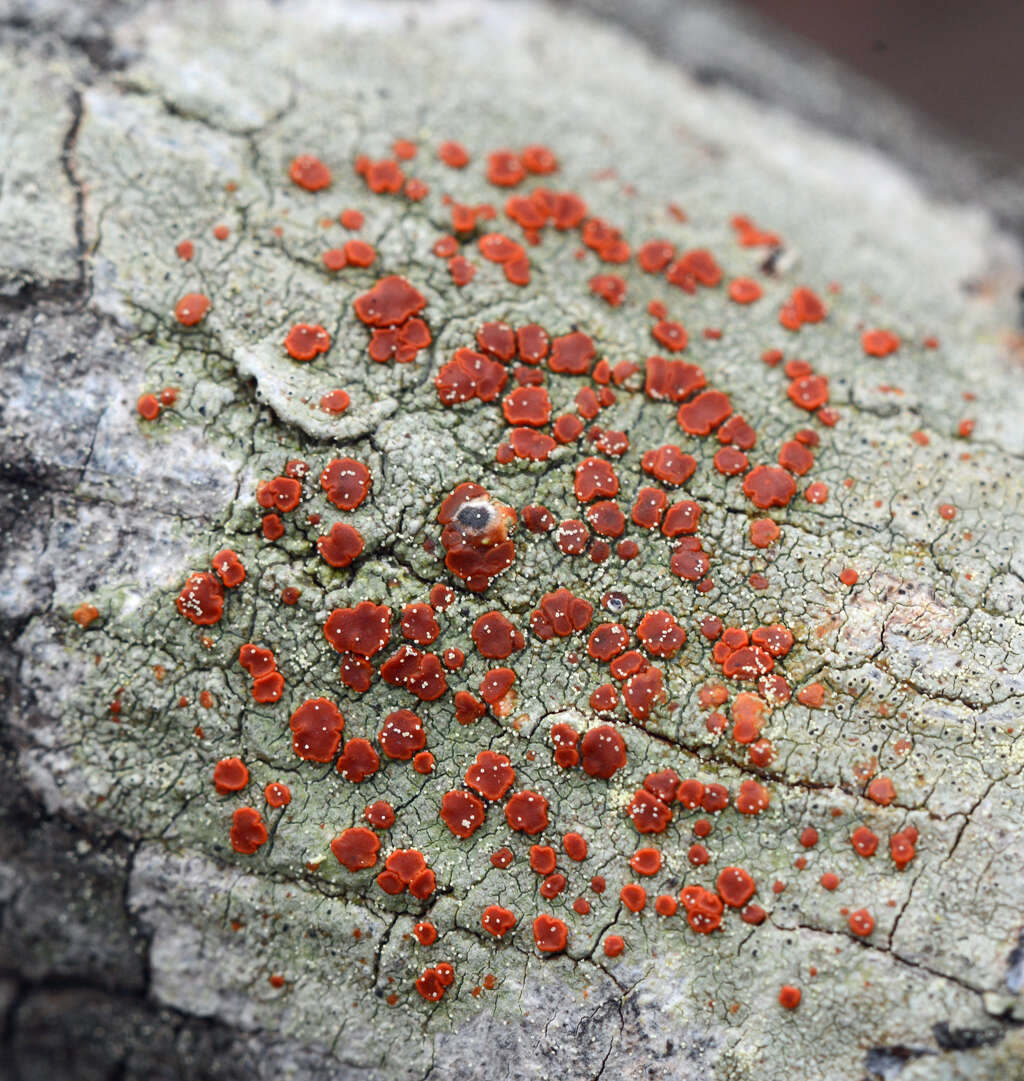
[2,2,1023,1080]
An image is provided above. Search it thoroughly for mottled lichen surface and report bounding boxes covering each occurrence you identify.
[3,2,1024,1080]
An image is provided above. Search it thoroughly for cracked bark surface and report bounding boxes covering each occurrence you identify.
[1,2,1023,1080]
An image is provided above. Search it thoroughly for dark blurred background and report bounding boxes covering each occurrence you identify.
[572,0,1024,230]
[736,0,1024,167]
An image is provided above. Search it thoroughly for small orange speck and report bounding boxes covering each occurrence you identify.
[174,293,210,327]
[137,394,161,421]
[320,389,351,414]
[72,603,99,627]
[603,934,625,958]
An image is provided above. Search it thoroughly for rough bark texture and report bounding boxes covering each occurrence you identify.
[1,2,1023,1080]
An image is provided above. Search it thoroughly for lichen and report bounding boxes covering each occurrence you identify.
[8,3,1024,1079]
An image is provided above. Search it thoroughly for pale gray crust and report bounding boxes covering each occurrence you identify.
[2,3,1023,1081]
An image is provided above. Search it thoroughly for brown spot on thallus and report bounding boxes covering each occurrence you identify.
[848,909,875,937]
[603,935,625,957]
[638,240,675,273]
[380,649,445,705]
[714,447,748,475]
[890,828,917,869]
[529,845,557,875]
[435,139,469,167]
[354,276,427,328]
[471,611,524,658]
[321,458,371,510]
[862,329,900,357]
[851,826,879,857]
[324,601,391,658]
[364,800,395,829]
[290,698,344,762]
[486,149,526,187]
[505,790,549,834]
[317,523,364,568]
[630,848,662,875]
[652,320,687,352]
[521,145,558,173]
[796,682,825,708]
[778,440,813,475]
[438,484,516,591]
[324,733,377,782]
[715,866,755,907]
[620,883,647,912]
[590,274,626,306]
[732,214,779,246]
[265,782,291,808]
[211,549,245,588]
[527,914,569,957]
[490,847,513,870]
[176,572,223,626]
[440,789,486,838]
[448,255,475,285]
[743,466,796,509]
[668,248,722,289]
[230,808,268,854]
[465,750,515,801]
[72,603,99,627]
[482,906,516,937]
[368,318,431,364]
[547,331,595,375]
[654,894,678,917]
[174,293,210,327]
[284,324,330,361]
[412,921,437,947]
[680,886,723,933]
[735,780,770,815]
[779,287,827,330]
[290,155,331,191]
[626,790,672,834]
[378,709,426,760]
[749,519,780,548]
[578,724,626,779]
[529,588,592,640]
[503,386,551,427]
[788,374,829,411]
[728,278,762,304]
[574,457,618,502]
[866,776,896,805]
[213,757,249,795]
[558,832,586,862]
